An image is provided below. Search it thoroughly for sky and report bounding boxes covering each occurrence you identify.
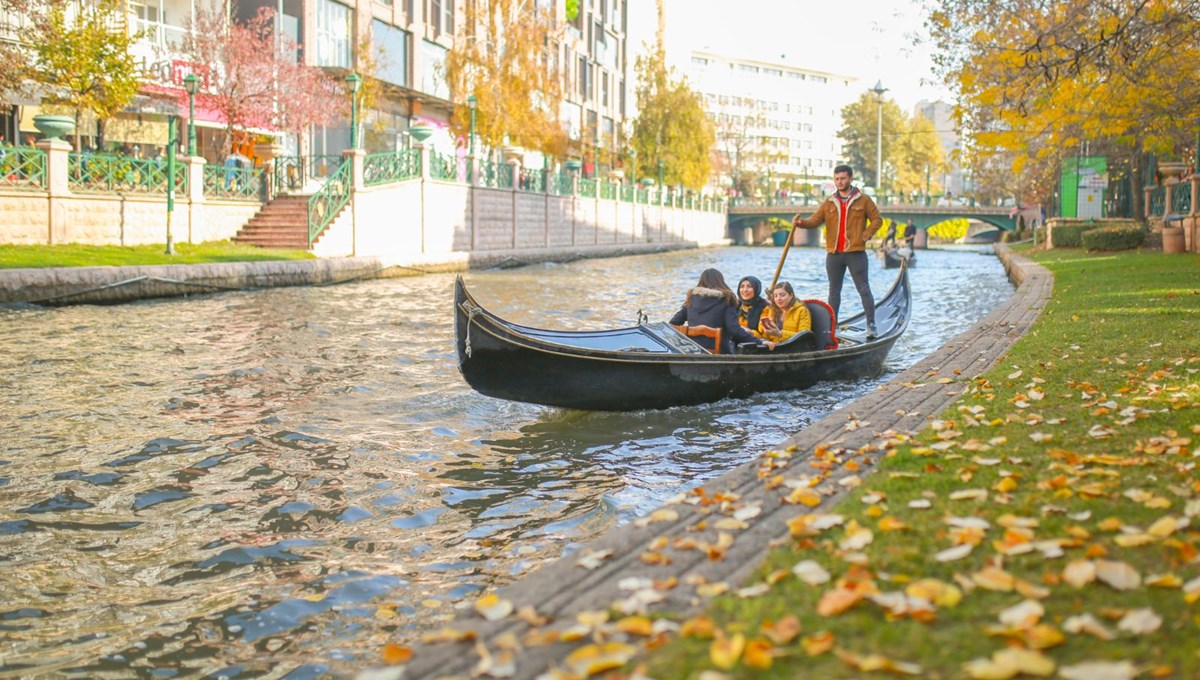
[655,0,953,112]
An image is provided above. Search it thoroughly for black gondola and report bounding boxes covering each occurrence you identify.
[879,244,917,269]
[454,262,911,411]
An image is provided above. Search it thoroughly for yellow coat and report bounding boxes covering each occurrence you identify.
[758,302,812,340]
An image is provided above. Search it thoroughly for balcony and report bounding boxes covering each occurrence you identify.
[129,17,190,62]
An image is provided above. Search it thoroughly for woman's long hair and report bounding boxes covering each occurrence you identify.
[769,281,797,325]
[685,268,737,306]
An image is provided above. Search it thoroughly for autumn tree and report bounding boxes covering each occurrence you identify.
[0,0,41,115]
[181,6,344,159]
[838,92,944,198]
[445,0,567,158]
[927,0,1200,217]
[32,0,140,149]
[629,47,713,190]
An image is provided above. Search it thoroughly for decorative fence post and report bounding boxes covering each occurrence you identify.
[508,158,521,249]
[36,138,71,244]
[185,156,205,244]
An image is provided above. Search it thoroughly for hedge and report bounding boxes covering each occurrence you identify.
[1081,224,1148,251]
[1049,222,1097,247]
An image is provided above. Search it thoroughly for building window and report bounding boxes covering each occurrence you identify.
[426,0,454,36]
[420,39,449,98]
[578,55,587,97]
[601,71,609,107]
[691,56,708,66]
[315,0,352,68]
[371,20,410,88]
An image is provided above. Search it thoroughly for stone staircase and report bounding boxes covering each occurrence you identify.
[233,195,312,249]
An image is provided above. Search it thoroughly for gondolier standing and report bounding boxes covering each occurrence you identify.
[792,164,883,338]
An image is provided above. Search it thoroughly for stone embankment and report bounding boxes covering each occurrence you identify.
[0,242,700,306]
[395,244,1052,679]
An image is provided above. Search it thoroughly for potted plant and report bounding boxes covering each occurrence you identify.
[32,107,76,142]
[564,158,583,172]
[408,122,435,143]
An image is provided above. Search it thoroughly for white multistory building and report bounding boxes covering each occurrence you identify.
[681,49,857,195]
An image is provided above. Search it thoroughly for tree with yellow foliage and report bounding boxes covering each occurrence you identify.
[445,0,567,159]
[927,0,1200,218]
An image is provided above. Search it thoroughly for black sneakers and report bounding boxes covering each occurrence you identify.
[866,322,878,339]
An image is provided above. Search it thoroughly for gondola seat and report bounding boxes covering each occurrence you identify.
[803,300,839,349]
[669,323,722,354]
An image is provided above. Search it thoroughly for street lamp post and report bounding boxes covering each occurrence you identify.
[629,148,637,187]
[925,164,931,206]
[871,79,887,198]
[346,73,362,150]
[467,94,477,158]
[593,135,600,178]
[183,73,199,157]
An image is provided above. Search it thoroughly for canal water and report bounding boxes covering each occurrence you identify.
[0,245,1011,678]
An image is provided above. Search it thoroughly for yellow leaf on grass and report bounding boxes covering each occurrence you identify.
[680,615,716,638]
[998,599,1044,628]
[565,642,637,677]
[1024,624,1066,650]
[1095,560,1141,590]
[615,616,655,637]
[816,587,862,616]
[1058,661,1139,680]
[710,633,745,670]
[1062,560,1097,588]
[836,649,922,675]
[994,476,1019,493]
[381,643,413,665]
[906,579,963,608]
[742,638,775,669]
[973,566,1016,591]
[786,488,823,507]
[802,631,836,656]
[878,516,909,532]
[792,560,832,585]
[1063,613,1114,640]
[759,615,802,645]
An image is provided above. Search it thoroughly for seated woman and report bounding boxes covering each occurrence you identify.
[736,275,769,338]
[670,269,775,353]
[758,281,812,342]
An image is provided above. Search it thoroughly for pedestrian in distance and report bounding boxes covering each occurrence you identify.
[791,164,883,338]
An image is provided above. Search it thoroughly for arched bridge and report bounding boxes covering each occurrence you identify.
[727,199,1023,233]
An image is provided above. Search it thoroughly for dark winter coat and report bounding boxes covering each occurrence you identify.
[669,287,765,353]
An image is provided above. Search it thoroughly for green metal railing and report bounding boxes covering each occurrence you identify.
[0,145,46,190]
[1169,183,1192,215]
[68,153,186,194]
[429,152,459,181]
[364,149,421,186]
[518,168,545,192]
[600,181,617,200]
[203,165,264,201]
[636,188,649,203]
[307,159,351,245]
[551,173,574,196]
[620,186,634,202]
[578,178,596,198]
[1149,186,1166,216]
[273,154,344,193]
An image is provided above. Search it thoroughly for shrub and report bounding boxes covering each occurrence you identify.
[1048,222,1096,247]
[1081,224,1147,251]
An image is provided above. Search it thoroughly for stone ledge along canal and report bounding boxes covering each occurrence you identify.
[0,245,1011,678]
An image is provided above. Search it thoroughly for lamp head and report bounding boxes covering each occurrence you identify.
[629,148,637,158]
[183,73,200,95]
[871,79,887,96]
[346,72,362,94]
[467,94,476,110]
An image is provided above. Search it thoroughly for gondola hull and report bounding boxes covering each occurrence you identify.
[455,264,911,411]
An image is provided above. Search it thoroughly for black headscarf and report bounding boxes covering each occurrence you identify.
[737,276,768,329]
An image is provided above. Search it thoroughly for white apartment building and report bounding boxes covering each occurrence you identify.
[685,49,857,194]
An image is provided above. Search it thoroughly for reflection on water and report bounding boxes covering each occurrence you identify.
[0,245,1010,677]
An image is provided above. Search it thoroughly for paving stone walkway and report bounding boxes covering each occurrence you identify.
[396,245,1052,679]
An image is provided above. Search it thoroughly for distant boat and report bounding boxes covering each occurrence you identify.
[878,244,916,269]
[454,263,911,411]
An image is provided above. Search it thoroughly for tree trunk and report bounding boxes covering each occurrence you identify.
[1130,138,1145,224]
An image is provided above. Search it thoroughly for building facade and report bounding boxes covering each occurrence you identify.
[2,0,637,177]
[683,49,857,196]
[914,99,963,197]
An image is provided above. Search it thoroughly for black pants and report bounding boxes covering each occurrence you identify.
[826,251,874,325]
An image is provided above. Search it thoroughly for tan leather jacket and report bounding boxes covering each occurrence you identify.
[793,190,883,253]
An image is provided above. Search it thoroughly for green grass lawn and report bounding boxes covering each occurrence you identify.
[641,247,1200,679]
[0,241,314,269]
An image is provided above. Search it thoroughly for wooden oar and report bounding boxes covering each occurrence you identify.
[768,223,798,291]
